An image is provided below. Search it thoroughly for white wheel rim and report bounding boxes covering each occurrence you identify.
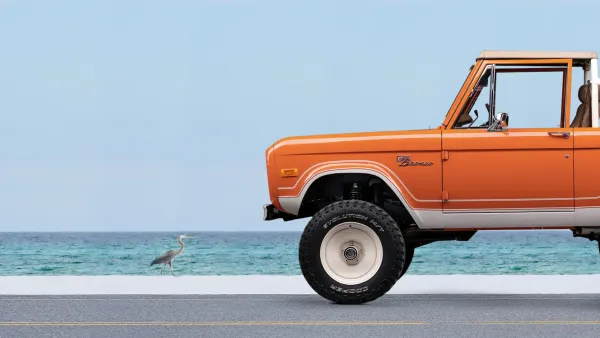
[319,222,383,285]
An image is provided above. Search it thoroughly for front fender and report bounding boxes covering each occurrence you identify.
[276,161,440,228]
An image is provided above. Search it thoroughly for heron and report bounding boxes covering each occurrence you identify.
[150,234,193,275]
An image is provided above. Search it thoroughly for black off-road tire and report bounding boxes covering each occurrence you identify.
[400,245,414,277]
[298,200,406,304]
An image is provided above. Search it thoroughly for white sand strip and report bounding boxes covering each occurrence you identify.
[1,275,600,295]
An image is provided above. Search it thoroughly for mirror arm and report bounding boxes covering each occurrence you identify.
[487,112,509,132]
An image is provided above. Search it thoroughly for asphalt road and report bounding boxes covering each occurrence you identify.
[2,294,600,337]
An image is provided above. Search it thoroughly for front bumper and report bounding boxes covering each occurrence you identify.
[263,203,299,221]
[263,204,282,221]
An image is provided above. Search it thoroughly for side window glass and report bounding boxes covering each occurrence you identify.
[454,65,570,129]
[494,70,565,128]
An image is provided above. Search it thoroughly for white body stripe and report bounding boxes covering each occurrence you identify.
[279,160,600,203]
[278,160,440,202]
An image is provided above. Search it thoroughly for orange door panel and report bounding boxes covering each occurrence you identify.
[573,129,600,219]
[441,128,574,212]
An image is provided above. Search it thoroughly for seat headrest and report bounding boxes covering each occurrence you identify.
[578,83,600,104]
[579,84,591,103]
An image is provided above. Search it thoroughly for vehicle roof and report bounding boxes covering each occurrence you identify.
[477,50,597,60]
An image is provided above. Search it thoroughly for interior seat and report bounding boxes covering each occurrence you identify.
[570,83,593,128]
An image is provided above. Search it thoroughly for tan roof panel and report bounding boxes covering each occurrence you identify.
[477,50,597,60]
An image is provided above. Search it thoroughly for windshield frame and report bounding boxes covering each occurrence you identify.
[439,60,484,129]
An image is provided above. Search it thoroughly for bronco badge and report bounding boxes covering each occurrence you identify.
[397,155,433,167]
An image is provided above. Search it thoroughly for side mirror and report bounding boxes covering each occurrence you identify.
[487,112,509,132]
[497,112,509,128]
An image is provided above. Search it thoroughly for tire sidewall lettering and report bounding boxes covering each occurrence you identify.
[323,213,385,234]
[329,284,369,294]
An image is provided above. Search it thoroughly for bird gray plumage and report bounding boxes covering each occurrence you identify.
[150,234,193,275]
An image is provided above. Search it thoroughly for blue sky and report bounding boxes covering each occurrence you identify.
[0,0,597,231]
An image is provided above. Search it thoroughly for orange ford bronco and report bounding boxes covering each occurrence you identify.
[263,50,600,304]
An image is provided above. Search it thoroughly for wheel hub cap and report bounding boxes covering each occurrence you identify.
[343,246,358,260]
[319,222,384,286]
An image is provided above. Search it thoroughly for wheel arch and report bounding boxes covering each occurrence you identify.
[279,168,422,227]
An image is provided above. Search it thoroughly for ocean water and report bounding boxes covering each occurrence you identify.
[1,230,600,276]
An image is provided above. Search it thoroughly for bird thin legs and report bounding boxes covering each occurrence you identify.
[159,262,176,276]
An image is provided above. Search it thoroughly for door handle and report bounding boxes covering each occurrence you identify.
[547,131,570,139]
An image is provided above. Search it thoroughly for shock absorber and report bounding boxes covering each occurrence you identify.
[349,183,361,200]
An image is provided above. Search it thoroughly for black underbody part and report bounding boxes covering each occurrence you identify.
[572,228,600,255]
[403,229,477,248]
[263,204,296,221]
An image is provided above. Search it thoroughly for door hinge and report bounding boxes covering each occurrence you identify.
[442,191,449,202]
[442,151,449,160]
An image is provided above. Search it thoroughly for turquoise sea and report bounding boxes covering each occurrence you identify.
[1,230,600,276]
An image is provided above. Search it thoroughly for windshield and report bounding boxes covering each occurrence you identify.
[461,67,491,119]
